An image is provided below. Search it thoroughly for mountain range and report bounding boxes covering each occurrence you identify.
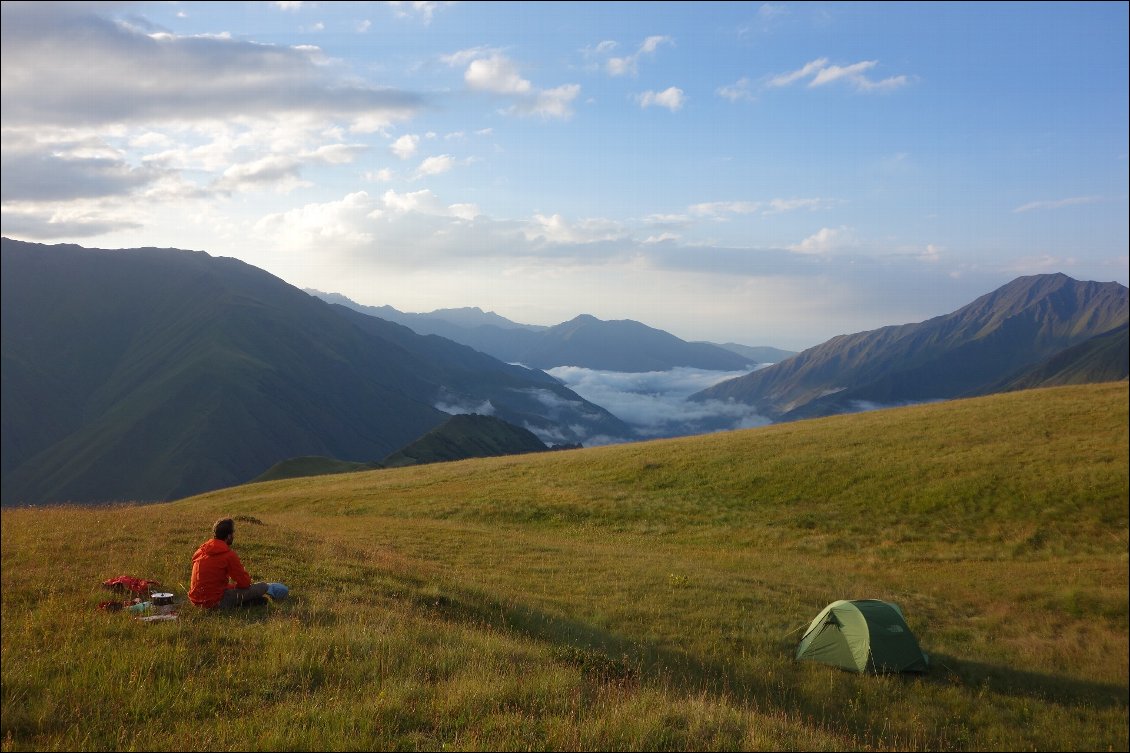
[308,291,795,371]
[3,237,1126,506]
[693,273,1128,420]
[0,238,628,504]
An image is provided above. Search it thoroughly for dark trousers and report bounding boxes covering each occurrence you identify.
[219,582,270,608]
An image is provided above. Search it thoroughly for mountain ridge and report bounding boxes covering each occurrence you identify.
[693,273,1128,420]
[308,291,791,372]
[1,238,628,504]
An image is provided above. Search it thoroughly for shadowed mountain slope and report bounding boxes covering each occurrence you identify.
[693,274,1128,420]
[995,322,1128,392]
[1,239,627,504]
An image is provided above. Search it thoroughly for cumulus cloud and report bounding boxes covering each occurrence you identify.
[416,154,456,176]
[465,54,533,94]
[606,35,672,77]
[517,84,582,119]
[456,50,580,119]
[767,58,909,92]
[390,134,421,159]
[253,190,377,248]
[789,226,855,254]
[212,143,368,193]
[524,214,627,245]
[636,87,685,112]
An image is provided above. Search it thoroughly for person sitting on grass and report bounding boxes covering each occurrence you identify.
[188,517,277,609]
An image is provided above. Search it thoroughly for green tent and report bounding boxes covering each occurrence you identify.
[796,599,929,673]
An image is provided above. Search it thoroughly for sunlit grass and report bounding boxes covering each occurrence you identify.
[3,383,1127,751]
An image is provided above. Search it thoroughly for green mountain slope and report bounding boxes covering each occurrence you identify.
[2,383,1126,751]
[382,413,552,468]
[694,273,1128,420]
[0,239,629,504]
[996,322,1129,391]
[251,456,383,483]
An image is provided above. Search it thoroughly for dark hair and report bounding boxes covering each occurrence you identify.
[213,518,235,540]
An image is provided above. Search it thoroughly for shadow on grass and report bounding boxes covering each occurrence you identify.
[401,578,1128,748]
[925,652,1128,710]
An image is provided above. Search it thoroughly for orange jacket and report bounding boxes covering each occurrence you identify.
[188,538,252,607]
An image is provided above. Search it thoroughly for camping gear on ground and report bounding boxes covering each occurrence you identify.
[151,592,176,614]
[266,583,288,600]
[795,599,929,674]
[102,575,160,595]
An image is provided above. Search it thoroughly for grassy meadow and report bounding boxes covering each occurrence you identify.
[2,382,1127,751]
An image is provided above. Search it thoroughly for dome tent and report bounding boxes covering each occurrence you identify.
[796,599,929,674]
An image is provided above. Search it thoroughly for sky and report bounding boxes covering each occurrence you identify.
[2,1,1127,350]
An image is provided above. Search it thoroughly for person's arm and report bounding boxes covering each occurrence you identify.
[227,550,253,589]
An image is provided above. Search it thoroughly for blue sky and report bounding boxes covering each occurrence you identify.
[2,1,1126,349]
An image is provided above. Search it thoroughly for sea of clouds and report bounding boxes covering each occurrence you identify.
[544,365,772,444]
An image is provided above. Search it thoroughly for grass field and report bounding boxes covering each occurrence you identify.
[2,382,1127,751]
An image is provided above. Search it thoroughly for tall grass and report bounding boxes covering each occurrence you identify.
[3,383,1127,751]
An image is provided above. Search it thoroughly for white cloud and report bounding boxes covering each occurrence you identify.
[380,188,476,220]
[382,188,447,214]
[689,198,828,217]
[436,397,496,416]
[440,46,504,67]
[717,78,756,103]
[253,191,377,248]
[448,203,480,221]
[0,3,423,130]
[636,87,685,112]
[356,19,372,33]
[456,51,580,119]
[690,201,761,217]
[767,58,829,88]
[765,197,827,214]
[388,1,452,24]
[465,54,533,94]
[767,58,909,92]
[214,155,308,193]
[416,154,456,176]
[789,226,854,254]
[524,214,627,245]
[306,143,367,164]
[605,35,672,77]
[546,366,770,440]
[1013,196,1103,213]
[517,84,581,119]
[390,134,421,159]
[363,168,395,182]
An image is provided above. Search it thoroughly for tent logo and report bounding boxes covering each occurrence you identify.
[886,624,904,633]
